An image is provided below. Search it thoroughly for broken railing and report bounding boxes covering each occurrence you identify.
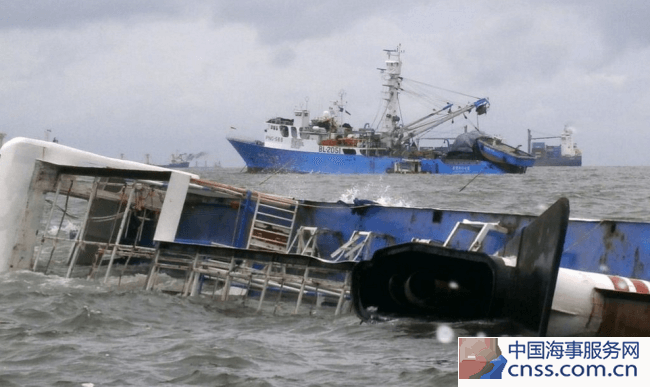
[29,161,354,316]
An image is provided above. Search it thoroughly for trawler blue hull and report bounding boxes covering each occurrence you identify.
[228,137,510,174]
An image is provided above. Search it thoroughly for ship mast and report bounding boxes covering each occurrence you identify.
[374,45,489,151]
[378,45,403,147]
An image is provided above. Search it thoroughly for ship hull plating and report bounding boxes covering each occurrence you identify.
[228,138,508,175]
[534,156,582,167]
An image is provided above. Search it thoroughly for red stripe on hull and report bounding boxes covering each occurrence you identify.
[631,279,650,294]
[608,276,629,291]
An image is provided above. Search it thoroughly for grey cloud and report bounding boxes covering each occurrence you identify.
[3,0,650,167]
[556,0,650,51]
[4,0,650,54]
[0,0,188,29]
[210,0,430,45]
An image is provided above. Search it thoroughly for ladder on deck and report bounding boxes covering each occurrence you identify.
[286,226,343,258]
[442,219,508,252]
[246,197,298,252]
[330,231,395,262]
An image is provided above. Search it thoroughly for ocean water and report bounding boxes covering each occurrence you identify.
[1,166,649,387]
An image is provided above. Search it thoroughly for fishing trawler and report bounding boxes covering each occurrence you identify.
[228,46,533,174]
[1,137,648,336]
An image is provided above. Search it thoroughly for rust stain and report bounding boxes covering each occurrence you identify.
[599,253,608,270]
[601,220,629,262]
[632,247,645,278]
[596,291,650,336]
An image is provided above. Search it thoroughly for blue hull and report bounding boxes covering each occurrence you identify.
[228,138,510,174]
[174,189,650,282]
[533,156,582,167]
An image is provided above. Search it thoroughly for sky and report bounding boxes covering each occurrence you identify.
[2,0,650,167]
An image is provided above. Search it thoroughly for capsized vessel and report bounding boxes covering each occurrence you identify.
[1,137,647,336]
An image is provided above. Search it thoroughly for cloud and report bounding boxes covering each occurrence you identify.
[0,0,189,29]
[209,0,430,45]
[562,0,650,51]
[2,0,650,167]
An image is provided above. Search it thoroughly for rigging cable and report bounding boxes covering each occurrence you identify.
[404,77,482,100]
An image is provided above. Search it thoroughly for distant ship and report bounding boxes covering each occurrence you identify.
[228,45,534,175]
[145,153,190,169]
[528,127,582,167]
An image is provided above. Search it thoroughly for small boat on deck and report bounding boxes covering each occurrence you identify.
[476,136,535,172]
[1,137,649,336]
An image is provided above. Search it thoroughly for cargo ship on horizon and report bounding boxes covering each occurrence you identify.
[528,127,582,167]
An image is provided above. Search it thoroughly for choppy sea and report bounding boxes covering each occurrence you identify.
[1,166,649,387]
